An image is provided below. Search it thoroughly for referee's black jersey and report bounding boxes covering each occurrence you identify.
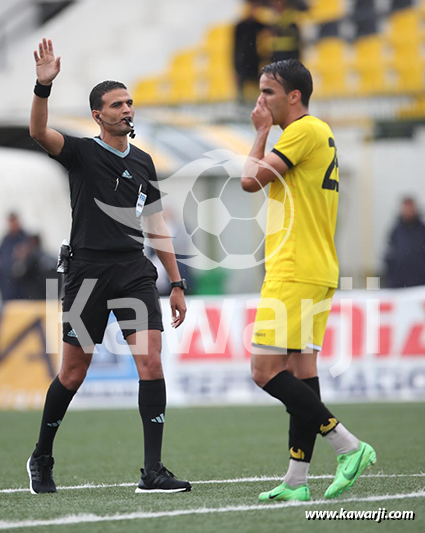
[50,135,162,253]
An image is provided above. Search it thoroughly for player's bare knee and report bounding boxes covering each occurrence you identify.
[251,367,270,388]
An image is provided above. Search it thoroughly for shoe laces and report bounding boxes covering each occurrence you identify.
[156,465,176,480]
[32,457,54,483]
[141,463,176,481]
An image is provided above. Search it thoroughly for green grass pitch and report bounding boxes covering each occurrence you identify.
[0,403,424,532]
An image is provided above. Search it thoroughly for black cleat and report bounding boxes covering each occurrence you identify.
[135,462,191,493]
[27,454,57,494]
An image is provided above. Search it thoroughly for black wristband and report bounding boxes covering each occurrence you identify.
[34,79,52,98]
[170,279,187,291]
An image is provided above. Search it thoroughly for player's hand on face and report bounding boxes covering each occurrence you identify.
[251,95,273,132]
[33,38,61,85]
[170,289,187,328]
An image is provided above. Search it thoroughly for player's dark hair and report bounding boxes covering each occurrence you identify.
[261,59,313,107]
[89,80,127,111]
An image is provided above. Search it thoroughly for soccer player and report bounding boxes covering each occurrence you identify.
[241,59,376,501]
[27,39,191,494]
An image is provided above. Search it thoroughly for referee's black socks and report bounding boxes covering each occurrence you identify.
[33,375,76,457]
[138,379,166,472]
[263,370,337,438]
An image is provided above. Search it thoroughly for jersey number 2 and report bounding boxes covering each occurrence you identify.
[322,137,339,192]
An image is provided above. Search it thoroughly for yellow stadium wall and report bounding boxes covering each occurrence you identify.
[0,301,61,410]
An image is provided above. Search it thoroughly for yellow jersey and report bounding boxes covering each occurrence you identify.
[264,114,339,288]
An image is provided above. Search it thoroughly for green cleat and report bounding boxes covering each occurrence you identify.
[259,482,310,502]
[325,441,377,499]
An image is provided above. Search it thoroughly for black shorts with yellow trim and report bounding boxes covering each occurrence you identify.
[62,250,163,347]
[252,280,335,352]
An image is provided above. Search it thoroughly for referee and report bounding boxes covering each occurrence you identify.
[27,38,191,494]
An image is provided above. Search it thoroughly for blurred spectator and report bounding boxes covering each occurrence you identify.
[233,1,307,101]
[384,197,425,288]
[287,0,308,9]
[0,213,28,301]
[233,1,266,102]
[11,234,57,300]
[269,0,302,63]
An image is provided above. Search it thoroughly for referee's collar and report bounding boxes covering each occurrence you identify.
[94,137,130,158]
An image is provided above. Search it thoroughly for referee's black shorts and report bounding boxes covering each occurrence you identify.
[62,249,163,347]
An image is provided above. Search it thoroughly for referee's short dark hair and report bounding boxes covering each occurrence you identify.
[261,59,313,107]
[89,80,127,111]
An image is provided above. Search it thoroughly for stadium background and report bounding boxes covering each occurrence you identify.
[0,1,424,529]
[0,0,424,409]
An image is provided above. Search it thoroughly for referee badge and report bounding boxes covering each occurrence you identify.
[136,190,147,217]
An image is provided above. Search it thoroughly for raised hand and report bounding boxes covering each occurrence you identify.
[33,38,61,85]
[251,95,273,133]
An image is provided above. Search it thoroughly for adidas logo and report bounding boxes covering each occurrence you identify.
[121,169,133,179]
[151,413,165,424]
[67,328,78,338]
[47,419,62,428]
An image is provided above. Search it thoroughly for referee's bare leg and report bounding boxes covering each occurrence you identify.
[127,329,163,380]
[28,342,92,493]
[127,330,166,472]
[59,343,94,389]
[126,329,191,492]
[42,343,93,449]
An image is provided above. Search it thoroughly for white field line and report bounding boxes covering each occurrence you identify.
[1,473,424,494]
[0,490,424,530]
[0,472,425,494]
